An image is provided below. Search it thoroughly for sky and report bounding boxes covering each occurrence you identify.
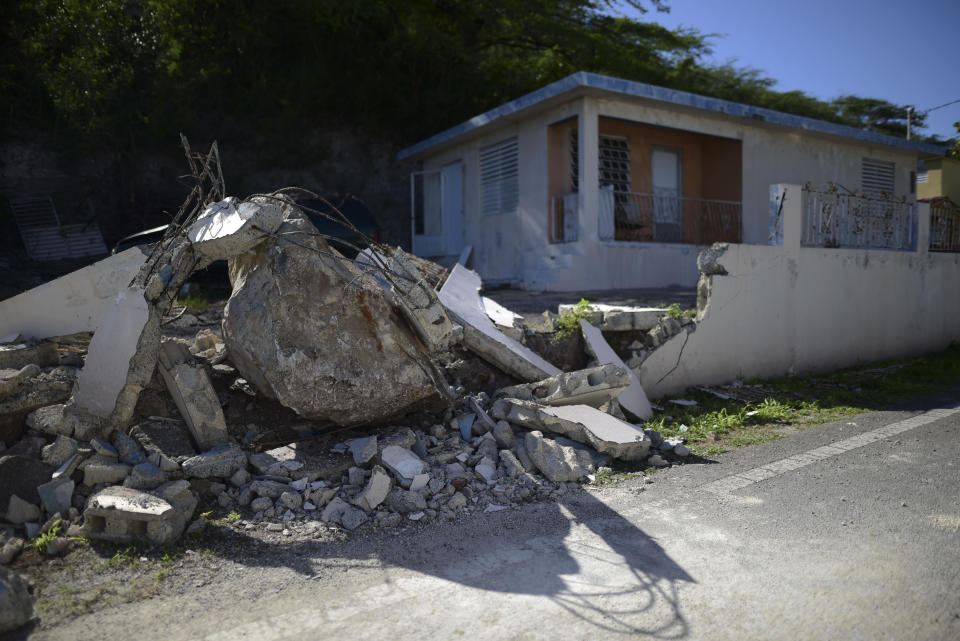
[625,0,960,141]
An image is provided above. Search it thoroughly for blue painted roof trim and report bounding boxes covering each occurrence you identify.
[398,71,945,159]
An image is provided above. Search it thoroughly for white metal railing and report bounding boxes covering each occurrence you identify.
[597,190,741,244]
[930,200,960,252]
[802,183,915,250]
[549,192,579,243]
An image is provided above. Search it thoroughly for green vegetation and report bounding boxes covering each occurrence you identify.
[648,344,960,457]
[553,298,595,340]
[662,303,696,319]
[177,292,208,311]
[32,518,61,554]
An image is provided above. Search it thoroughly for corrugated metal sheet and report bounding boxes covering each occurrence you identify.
[10,195,107,261]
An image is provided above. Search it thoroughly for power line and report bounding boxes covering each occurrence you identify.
[921,97,960,115]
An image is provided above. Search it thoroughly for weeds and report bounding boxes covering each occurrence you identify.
[553,298,594,340]
[33,518,62,554]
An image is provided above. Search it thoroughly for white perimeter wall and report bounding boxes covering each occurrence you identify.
[420,95,920,291]
[639,194,960,398]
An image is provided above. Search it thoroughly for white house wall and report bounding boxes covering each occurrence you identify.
[418,95,921,291]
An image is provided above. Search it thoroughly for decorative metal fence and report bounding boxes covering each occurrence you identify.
[598,190,741,244]
[929,200,960,253]
[549,192,579,243]
[801,183,915,250]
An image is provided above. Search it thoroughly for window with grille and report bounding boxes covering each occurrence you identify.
[917,170,928,184]
[862,158,895,196]
[570,128,579,193]
[480,137,519,216]
[599,135,631,192]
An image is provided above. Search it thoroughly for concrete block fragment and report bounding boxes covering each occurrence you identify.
[187,197,286,263]
[438,265,561,381]
[156,340,229,450]
[445,492,467,511]
[474,459,497,484]
[250,497,272,512]
[0,344,58,373]
[385,489,427,514]
[558,303,668,332]
[0,567,34,634]
[0,538,24,565]
[181,443,246,479]
[81,486,185,545]
[278,491,303,510]
[347,467,366,487]
[83,462,132,486]
[0,364,42,400]
[492,399,650,461]
[381,446,425,484]
[152,480,197,522]
[354,466,392,512]
[580,319,653,420]
[250,480,290,499]
[524,431,594,483]
[408,473,430,492]
[492,421,515,449]
[123,462,166,490]
[482,296,524,329]
[350,436,378,466]
[5,495,40,524]
[113,431,147,465]
[497,364,631,408]
[41,435,79,467]
[129,420,197,462]
[37,478,74,517]
[499,450,525,478]
[320,497,367,530]
[90,438,118,458]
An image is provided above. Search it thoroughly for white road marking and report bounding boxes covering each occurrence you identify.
[701,406,960,496]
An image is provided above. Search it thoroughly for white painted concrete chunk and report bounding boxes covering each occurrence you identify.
[439,265,560,381]
[482,296,524,328]
[187,197,286,263]
[73,287,150,418]
[580,319,653,420]
[380,446,425,482]
[0,248,147,340]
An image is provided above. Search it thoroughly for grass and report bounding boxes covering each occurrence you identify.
[647,343,960,457]
[32,518,62,554]
[553,298,595,340]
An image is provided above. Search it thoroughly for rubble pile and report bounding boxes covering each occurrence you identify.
[0,144,696,632]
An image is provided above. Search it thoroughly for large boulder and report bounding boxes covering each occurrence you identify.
[222,210,451,425]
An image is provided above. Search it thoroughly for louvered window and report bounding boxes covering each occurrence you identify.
[480,137,519,216]
[599,135,631,192]
[917,170,928,184]
[862,158,895,196]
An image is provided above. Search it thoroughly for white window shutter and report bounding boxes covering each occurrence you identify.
[480,138,519,216]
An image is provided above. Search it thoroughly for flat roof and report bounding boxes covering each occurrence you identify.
[398,71,946,159]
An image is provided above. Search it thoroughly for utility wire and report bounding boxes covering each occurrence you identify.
[920,97,960,115]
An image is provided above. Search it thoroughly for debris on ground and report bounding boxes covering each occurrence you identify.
[0,140,705,633]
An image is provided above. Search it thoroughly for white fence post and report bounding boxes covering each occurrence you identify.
[771,184,803,255]
[917,201,931,256]
[579,97,600,242]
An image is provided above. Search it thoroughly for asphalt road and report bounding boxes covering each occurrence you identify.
[28,392,960,641]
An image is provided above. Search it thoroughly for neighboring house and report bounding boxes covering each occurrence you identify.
[918,156,960,202]
[398,71,944,291]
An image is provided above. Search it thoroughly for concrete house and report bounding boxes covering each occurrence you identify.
[399,71,943,291]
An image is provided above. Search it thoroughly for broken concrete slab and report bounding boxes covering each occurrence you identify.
[0,364,44,399]
[482,296,524,329]
[579,319,653,421]
[350,436,378,466]
[223,209,452,425]
[156,340,228,450]
[496,364,631,408]
[492,399,651,461]
[72,286,153,425]
[382,248,455,354]
[128,420,197,462]
[80,486,185,545]
[385,488,427,514]
[524,431,594,483]
[181,443,247,479]
[558,303,669,332]
[0,247,148,340]
[438,264,561,382]
[123,462,167,490]
[83,462,132,486]
[113,431,147,465]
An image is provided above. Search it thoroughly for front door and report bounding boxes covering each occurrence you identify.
[441,161,463,255]
[651,148,682,242]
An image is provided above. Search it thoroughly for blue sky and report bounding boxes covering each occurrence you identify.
[625,0,960,141]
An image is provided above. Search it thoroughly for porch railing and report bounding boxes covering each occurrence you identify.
[929,200,960,253]
[801,183,915,250]
[549,192,579,243]
[597,190,741,244]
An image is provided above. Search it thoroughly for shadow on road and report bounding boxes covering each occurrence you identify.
[201,487,695,638]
